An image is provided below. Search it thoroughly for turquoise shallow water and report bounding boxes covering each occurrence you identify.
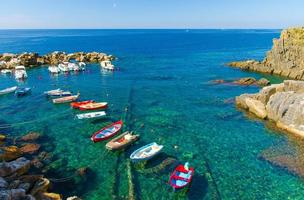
[0,29,303,199]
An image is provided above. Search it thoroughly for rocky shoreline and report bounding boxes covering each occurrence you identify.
[228,27,304,80]
[0,132,82,200]
[236,80,304,137]
[0,51,115,69]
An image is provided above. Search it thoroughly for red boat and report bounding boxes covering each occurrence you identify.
[79,102,108,110]
[169,163,194,190]
[71,100,94,109]
[91,120,123,143]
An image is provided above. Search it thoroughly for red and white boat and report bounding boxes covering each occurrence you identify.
[169,163,194,190]
[71,100,94,109]
[52,93,80,104]
[91,120,123,143]
[79,102,108,110]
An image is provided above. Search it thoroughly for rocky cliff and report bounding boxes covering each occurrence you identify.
[0,51,115,69]
[228,27,304,80]
[236,80,304,137]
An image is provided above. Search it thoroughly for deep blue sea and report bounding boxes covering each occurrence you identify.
[1,29,303,200]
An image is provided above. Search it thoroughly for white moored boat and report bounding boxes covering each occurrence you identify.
[58,63,69,72]
[1,69,12,74]
[78,62,86,71]
[68,63,77,71]
[130,142,163,162]
[100,60,114,70]
[14,66,27,79]
[48,66,60,74]
[0,86,17,95]
[76,111,106,119]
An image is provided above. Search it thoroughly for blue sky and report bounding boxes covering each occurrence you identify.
[0,0,303,29]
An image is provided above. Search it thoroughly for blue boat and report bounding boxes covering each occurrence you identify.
[15,87,31,96]
[130,142,163,162]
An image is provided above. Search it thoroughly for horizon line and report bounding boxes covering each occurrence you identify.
[0,28,284,30]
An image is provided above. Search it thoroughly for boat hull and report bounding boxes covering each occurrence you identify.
[52,94,79,104]
[169,165,194,190]
[71,100,94,109]
[79,102,108,110]
[106,132,139,150]
[91,120,123,143]
[76,111,106,119]
[0,86,17,95]
[130,142,163,162]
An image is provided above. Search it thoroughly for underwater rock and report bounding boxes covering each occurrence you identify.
[37,151,53,165]
[77,167,87,176]
[20,143,41,154]
[0,134,6,141]
[0,157,30,177]
[212,77,270,87]
[19,175,44,191]
[211,79,226,84]
[0,188,28,200]
[18,182,31,193]
[31,158,44,169]
[0,177,8,189]
[0,146,22,161]
[30,178,50,196]
[9,179,20,189]
[228,27,304,80]
[37,192,62,200]
[233,77,257,85]
[21,132,41,141]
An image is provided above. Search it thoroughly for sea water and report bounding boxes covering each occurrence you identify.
[0,29,303,200]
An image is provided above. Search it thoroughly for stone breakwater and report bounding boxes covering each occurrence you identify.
[236,80,304,137]
[0,51,115,69]
[0,132,82,200]
[228,27,304,80]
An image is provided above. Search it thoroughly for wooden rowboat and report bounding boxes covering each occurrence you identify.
[0,86,17,95]
[79,102,108,110]
[76,111,106,119]
[71,100,94,109]
[106,131,139,151]
[91,120,123,143]
[169,163,194,190]
[130,142,163,162]
[52,93,80,104]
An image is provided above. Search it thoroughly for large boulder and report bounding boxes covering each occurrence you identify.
[21,132,41,141]
[20,143,41,154]
[0,157,31,177]
[37,192,62,200]
[30,178,50,196]
[236,80,304,137]
[0,188,35,200]
[0,146,22,161]
[245,98,267,119]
